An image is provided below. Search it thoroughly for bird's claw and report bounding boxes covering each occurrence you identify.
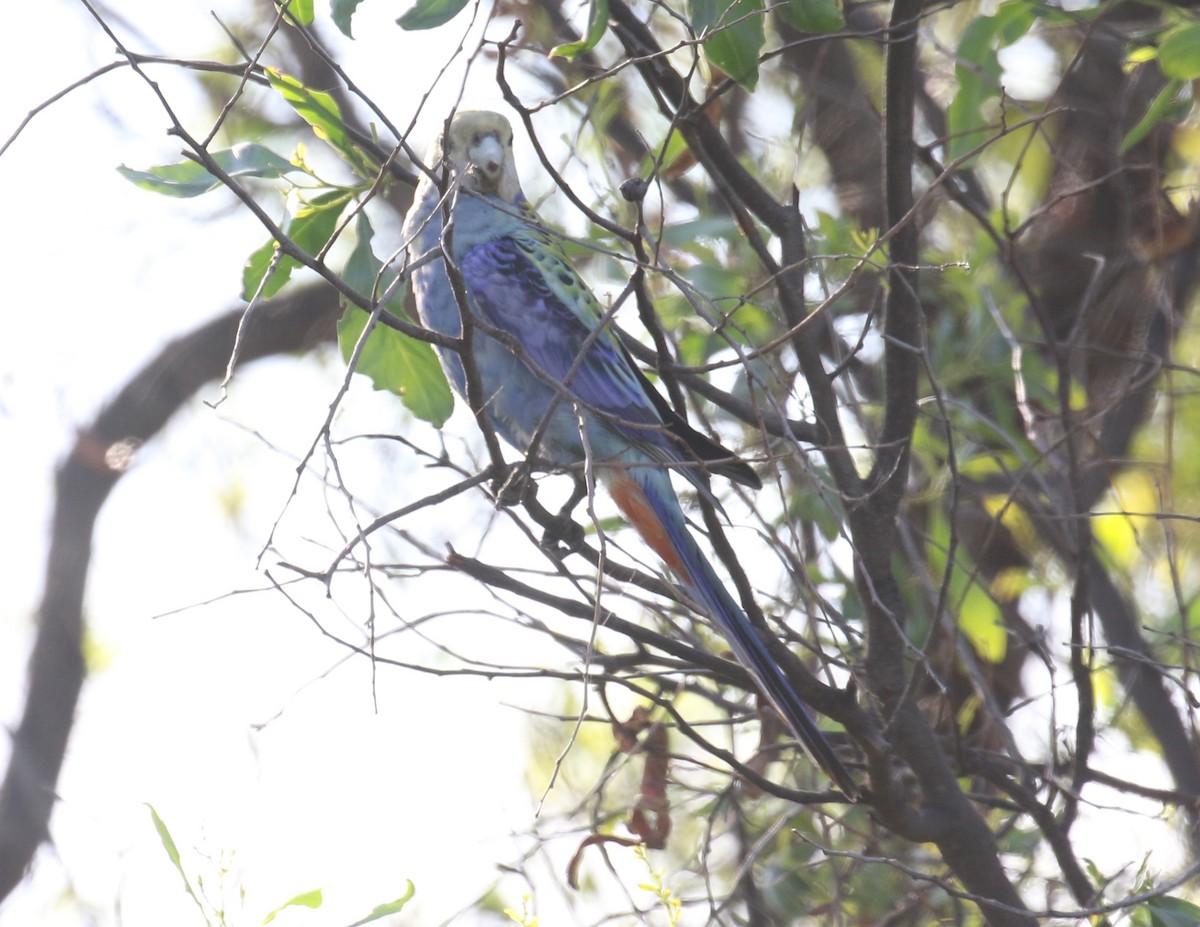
[540,516,585,556]
[493,465,536,508]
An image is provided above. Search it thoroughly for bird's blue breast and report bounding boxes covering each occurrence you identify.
[404,190,580,461]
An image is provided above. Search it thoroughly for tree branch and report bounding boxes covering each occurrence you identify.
[0,286,340,902]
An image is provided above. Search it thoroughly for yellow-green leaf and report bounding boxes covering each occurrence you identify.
[265,69,374,175]
[278,0,314,25]
[1120,79,1185,154]
[241,189,352,300]
[263,889,323,924]
[1158,22,1200,80]
[551,0,609,59]
[346,882,416,926]
[145,806,207,921]
[959,581,1007,663]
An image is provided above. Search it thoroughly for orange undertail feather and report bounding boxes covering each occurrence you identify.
[605,470,688,577]
[599,466,859,799]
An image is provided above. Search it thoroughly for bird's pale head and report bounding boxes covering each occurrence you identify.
[439,110,522,201]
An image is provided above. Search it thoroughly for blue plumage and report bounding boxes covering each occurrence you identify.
[460,239,670,447]
[402,110,856,798]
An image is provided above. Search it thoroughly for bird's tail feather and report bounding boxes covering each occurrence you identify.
[604,468,858,799]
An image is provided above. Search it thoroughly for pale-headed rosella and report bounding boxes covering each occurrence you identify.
[401,109,856,798]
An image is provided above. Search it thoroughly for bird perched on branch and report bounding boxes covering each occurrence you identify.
[402,109,856,798]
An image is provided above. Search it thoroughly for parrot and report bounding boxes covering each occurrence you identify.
[401,109,856,798]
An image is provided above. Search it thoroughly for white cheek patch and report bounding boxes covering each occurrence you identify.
[471,136,505,177]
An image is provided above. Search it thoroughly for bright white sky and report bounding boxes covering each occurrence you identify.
[0,2,576,925]
[0,2,1189,925]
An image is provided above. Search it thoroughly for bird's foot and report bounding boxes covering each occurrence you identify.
[493,464,536,508]
[540,515,585,556]
[536,475,588,556]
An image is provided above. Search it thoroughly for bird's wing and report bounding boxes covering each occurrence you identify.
[458,235,672,451]
[459,228,761,488]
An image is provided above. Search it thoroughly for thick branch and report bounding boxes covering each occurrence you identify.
[0,286,339,902]
[851,3,1035,924]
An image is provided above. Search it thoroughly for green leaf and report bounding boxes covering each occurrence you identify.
[959,582,1007,664]
[146,805,209,923]
[345,882,416,926]
[926,508,1007,663]
[1125,44,1159,69]
[648,127,694,179]
[661,215,740,246]
[776,0,843,34]
[1121,79,1185,153]
[265,69,373,175]
[945,2,1035,163]
[338,214,453,426]
[280,0,314,25]
[1148,895,1200,927]
[396,0,469,30]
[331,0,365,36]
[688,0,765,90]
[242,189,352,300]
[263,889,323,924]
[118,143,297,198]
[1159,22,1200,80]
[551,0,610,59]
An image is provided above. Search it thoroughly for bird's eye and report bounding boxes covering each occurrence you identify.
[472,133,484,146]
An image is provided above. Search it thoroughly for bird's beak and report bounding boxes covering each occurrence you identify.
[468,133,505,188]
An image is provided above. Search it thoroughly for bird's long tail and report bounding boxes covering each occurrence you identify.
[604,467,858,799]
